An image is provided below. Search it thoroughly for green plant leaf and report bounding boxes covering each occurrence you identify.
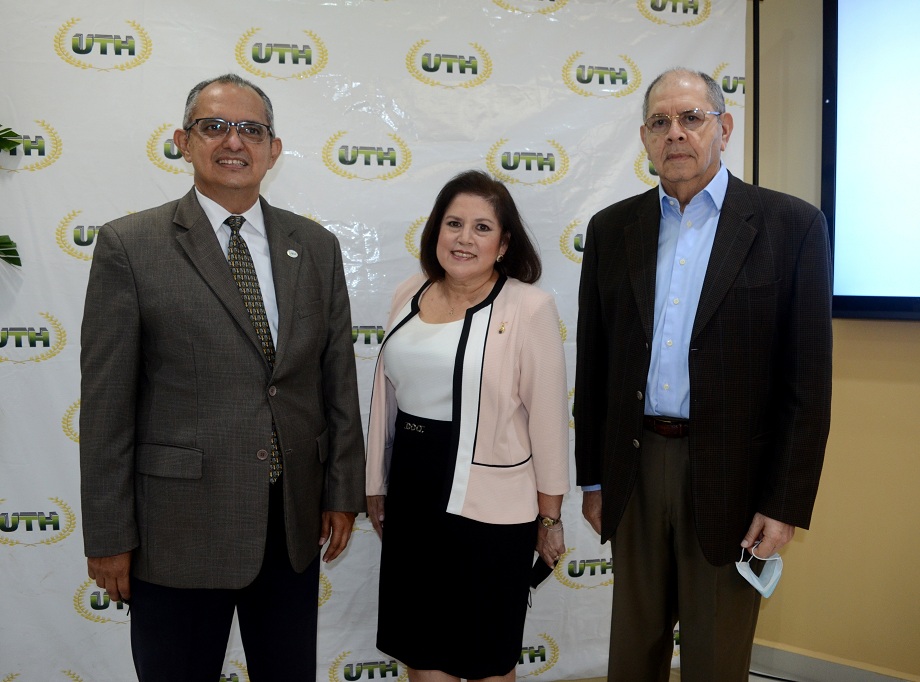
[0,235,22,267]
[0,125,23,153]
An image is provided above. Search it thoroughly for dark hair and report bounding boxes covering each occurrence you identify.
[418,170,541,284]
[182,73,275,135]
[642,68,725,120]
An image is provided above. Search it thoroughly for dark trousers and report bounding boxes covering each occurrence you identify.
[607,432,761,682]
[129,481,320,682]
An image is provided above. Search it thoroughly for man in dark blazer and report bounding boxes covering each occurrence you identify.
[574,68,832,681]
[80,74,365,681]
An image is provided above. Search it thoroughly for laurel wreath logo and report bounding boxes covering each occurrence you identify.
[0,312,67,365]
[55,210,93,262]
[0,497,76,548]
[559,219,582,264]
[235,28,329,81]
[0,119,63,174]
[519,633,561,677]
[634,148,658,187]
[486,139,569,187]
[322,132,411,181]
[562,53,642,99]
[62,672,85,682]
[568,388,575,429]
[638,0,711,27]
[552,548,615,589]
[146,123,192,176]
[712,61,743,108]
[404,216,427,259]
[328,650,350,682]
[62,400,80,444]
[54,18,151,71]
[558,318,567,343]
[492,0,568,15]
[73,578,129,624]
[1,674,20,682]
[318,573,333,607]
[405,40,493,89]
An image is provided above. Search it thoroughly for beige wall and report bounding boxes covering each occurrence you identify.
[746,2,920,679]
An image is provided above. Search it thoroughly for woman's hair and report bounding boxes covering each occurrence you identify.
[418,170,542,283]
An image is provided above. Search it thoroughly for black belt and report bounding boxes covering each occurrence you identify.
[643,416,690,438]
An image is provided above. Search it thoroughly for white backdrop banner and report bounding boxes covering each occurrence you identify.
[0,1,746,679]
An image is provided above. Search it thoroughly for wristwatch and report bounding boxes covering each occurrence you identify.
[539,515,562,529]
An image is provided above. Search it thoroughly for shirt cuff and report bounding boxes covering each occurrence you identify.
[581,484,601,492]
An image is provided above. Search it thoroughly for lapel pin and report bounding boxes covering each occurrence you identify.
[498,322,506,334]
[287,249,298,258]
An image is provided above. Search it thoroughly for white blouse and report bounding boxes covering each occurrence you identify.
[383,314,461,421]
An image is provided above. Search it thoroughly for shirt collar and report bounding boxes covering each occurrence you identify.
[194,188,266,238]
[657,163,729,212]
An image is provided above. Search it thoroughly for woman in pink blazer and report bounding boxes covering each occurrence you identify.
[366,170,570,682]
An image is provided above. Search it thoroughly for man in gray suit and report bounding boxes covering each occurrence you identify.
[575,68,832,681]
[80,73,365,681]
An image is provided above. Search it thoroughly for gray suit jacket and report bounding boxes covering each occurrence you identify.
[80,189,365,589]
[574,173,832,566]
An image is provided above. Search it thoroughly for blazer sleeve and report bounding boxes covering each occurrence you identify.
[518,289,570,495]
[318,234,367,513]
[759,207,833,528]
[79,224,141,558]
[573,216,608,487]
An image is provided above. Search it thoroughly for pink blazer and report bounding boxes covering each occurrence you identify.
[366,274,570,525]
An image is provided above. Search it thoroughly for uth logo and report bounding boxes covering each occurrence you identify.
[563,53,641,98]
[552,548,615,589]
[492,0,569,15]
[517,634,560,677]
[0,498,75,547]
[236,28,328,80]
[147,123,193,176]
[406,40,492,88]
[0,120,62,173]
[323,132,411,181]
[74,578,130,625]
[56,209,97,261]
[713,62,745,108]
[639,0,711,27]
[0,313,67,364]
[55,18,152,71]
[486,139,569,187]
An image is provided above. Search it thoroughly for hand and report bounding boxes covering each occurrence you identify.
[87,551,132,603]
[536,524,566,568]
[319,511,356,563]
[366,495,385,539]
[741,512,795,558]
[582,490,602,536]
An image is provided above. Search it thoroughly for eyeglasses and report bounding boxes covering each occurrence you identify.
[185,118,273,143]
[644,109,722,134]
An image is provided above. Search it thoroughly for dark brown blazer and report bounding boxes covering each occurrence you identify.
[574,173,832,566]
[80,189,365,588]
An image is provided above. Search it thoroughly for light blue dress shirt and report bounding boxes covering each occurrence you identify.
[582,165,728,491]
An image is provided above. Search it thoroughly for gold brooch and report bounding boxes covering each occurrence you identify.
[498,322,506,334]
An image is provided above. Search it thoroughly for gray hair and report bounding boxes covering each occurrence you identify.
[642,68,725,121]
[182,73,275,135]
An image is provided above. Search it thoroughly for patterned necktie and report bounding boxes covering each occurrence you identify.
[225,215,282,483]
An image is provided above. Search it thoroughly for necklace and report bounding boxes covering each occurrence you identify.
[441,276,494,316]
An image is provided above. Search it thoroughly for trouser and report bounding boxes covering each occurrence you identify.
[607,432,761,682]
[129,480,320,681]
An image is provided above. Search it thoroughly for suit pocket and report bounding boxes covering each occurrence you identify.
[136,443,203,479]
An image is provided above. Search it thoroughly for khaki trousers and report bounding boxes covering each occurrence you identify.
[607,431,761,682]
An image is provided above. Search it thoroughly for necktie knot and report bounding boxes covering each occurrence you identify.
[225,215,245,233]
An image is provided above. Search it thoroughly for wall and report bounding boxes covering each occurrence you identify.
[747,1,920,679]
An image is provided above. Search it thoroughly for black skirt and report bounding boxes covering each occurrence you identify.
[376,411,537,679]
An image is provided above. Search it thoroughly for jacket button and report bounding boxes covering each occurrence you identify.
[257,449,269,461]
[268,386,277,397]
[636,390,643,400]
[632,439,640,449]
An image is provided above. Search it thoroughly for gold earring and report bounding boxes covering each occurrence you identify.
[496,254,504,263]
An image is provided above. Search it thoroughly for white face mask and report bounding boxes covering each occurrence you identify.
[735,543,783,598]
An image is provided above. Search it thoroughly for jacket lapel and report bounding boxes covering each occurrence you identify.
[173,189,267,364]
[624,188,662,344]
[692,174,757,340]
[262,201,301,370]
